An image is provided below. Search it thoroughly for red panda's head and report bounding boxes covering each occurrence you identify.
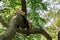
[16,10,25,16]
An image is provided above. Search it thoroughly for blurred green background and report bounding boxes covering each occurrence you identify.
[0,0,60,40]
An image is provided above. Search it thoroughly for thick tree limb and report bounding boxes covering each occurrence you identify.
[17,28,52,40]
[0,15,17,40]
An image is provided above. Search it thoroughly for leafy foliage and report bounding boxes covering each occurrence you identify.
[0,0,60,40]
[27,0,47,10]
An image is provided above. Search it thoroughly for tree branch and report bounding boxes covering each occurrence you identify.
[58,31,60,40]
[17,28,52,40]
[21,0,27,17]
[0,15,17,40]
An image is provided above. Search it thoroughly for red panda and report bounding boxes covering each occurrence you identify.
[16,10,31,35]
